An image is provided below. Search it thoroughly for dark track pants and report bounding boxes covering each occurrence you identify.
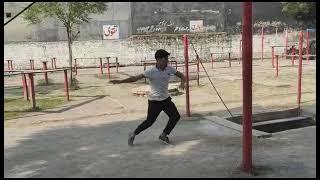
[134,97,180,135]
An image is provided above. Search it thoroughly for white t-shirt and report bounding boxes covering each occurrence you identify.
[143,66,177,101]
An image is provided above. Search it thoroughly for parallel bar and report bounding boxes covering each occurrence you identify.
[21,73,29,101]
[63,69,70,101]
[183,35,191,117]
[242,2,253,174]
[272,47,275,68]
[261,26,264,62]
[42,61,48,85]
[28,73,36,109]
[99,57,103,75]
[306,31,310,63]
[297,31,303,110]
[275,55,279,77]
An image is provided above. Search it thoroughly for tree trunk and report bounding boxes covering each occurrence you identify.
[66,27,73,85]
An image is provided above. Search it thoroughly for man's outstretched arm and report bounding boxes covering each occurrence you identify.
[174,71,186,90]
[109,74,145,84]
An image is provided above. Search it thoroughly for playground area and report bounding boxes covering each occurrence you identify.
[4,55,316,177]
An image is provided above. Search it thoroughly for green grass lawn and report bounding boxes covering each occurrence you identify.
[4,97,66,120]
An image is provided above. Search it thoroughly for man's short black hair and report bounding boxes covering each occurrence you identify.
[155,49,170,59]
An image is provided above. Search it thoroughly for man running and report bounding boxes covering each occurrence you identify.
[110,49,186,146]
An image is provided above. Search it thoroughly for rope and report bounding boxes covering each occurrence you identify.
[189,39,234,118]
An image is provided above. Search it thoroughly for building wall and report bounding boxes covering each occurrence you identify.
[4,2,132,42]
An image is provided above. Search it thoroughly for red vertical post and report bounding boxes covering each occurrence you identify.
[63,69,70,101]
[116,57,119,73]
[275,55,279,77]
[10,60,13,70]
[239,39,242,64]
[242,2,253,174]
[28,73,36,109]
[7,60,10,71]
[144,62,147,83]
[42,61,48,85]
[107,57,110,79]
[99,57,103,75]
[292,47,296,65]
[261,26,264,62]
[21,73,29,101]
[297,31,303,110]
[183,35,191,117]
[51,58,54,69]
[196,57,200,86]
[306,30,310,63]
[272,46,275,68]
[285,28,288,59]
[54,58,57,69]
[74,59,78,75]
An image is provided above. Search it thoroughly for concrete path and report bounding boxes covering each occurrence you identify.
[4,110,316,178]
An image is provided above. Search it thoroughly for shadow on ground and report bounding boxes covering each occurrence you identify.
[4,115,315,178]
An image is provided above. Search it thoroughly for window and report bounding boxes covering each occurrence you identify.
[6,13,12,18]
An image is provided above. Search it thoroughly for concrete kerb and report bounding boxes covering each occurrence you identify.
[204,116,272,138]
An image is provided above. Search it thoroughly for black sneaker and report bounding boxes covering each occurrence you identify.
[159,134,171,145]
[128,132,135,146]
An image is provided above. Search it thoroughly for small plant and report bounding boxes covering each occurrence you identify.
[70,77,80,90]
[37,78,53,86]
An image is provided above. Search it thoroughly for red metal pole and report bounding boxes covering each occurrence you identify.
[261,26,264,62]
[99,57,103,75]
[42,61,48,85]
[306,31,310,63]
[297,31,303,110]
[183,35,191,117]
[63,69,70,101]
[28,73,36,109]
[7,60,10,71]
[116,57,119,73]
[292,47,296,65]
[196,57,200,86]
[10,60,13,70]
[54,58,57,69]
[144,62,147,83]
[242,2,253,174]
[275,55,279,77]
[272,46,275,68]
[22,73,29,101]
[239,39,242,64]
[107,57,110,79]
[51,58,54,69]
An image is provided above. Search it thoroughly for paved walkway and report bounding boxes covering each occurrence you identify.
[4,106,316,178]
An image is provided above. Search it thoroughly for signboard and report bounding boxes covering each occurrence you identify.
[190,20,204,33]
[103,25,119,39]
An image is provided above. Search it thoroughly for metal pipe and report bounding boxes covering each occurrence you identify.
[242,2,253,174]
[261,26,264,62]
[42,61,48,85]
[28,73,36,109]
[297,31,303,110]
[183,35,191,117]
[64,69,70,101]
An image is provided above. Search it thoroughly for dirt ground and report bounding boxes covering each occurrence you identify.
[3,58,316,177]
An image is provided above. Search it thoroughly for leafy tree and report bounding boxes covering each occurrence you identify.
[281,2,316,28]
[23,2,107,86]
